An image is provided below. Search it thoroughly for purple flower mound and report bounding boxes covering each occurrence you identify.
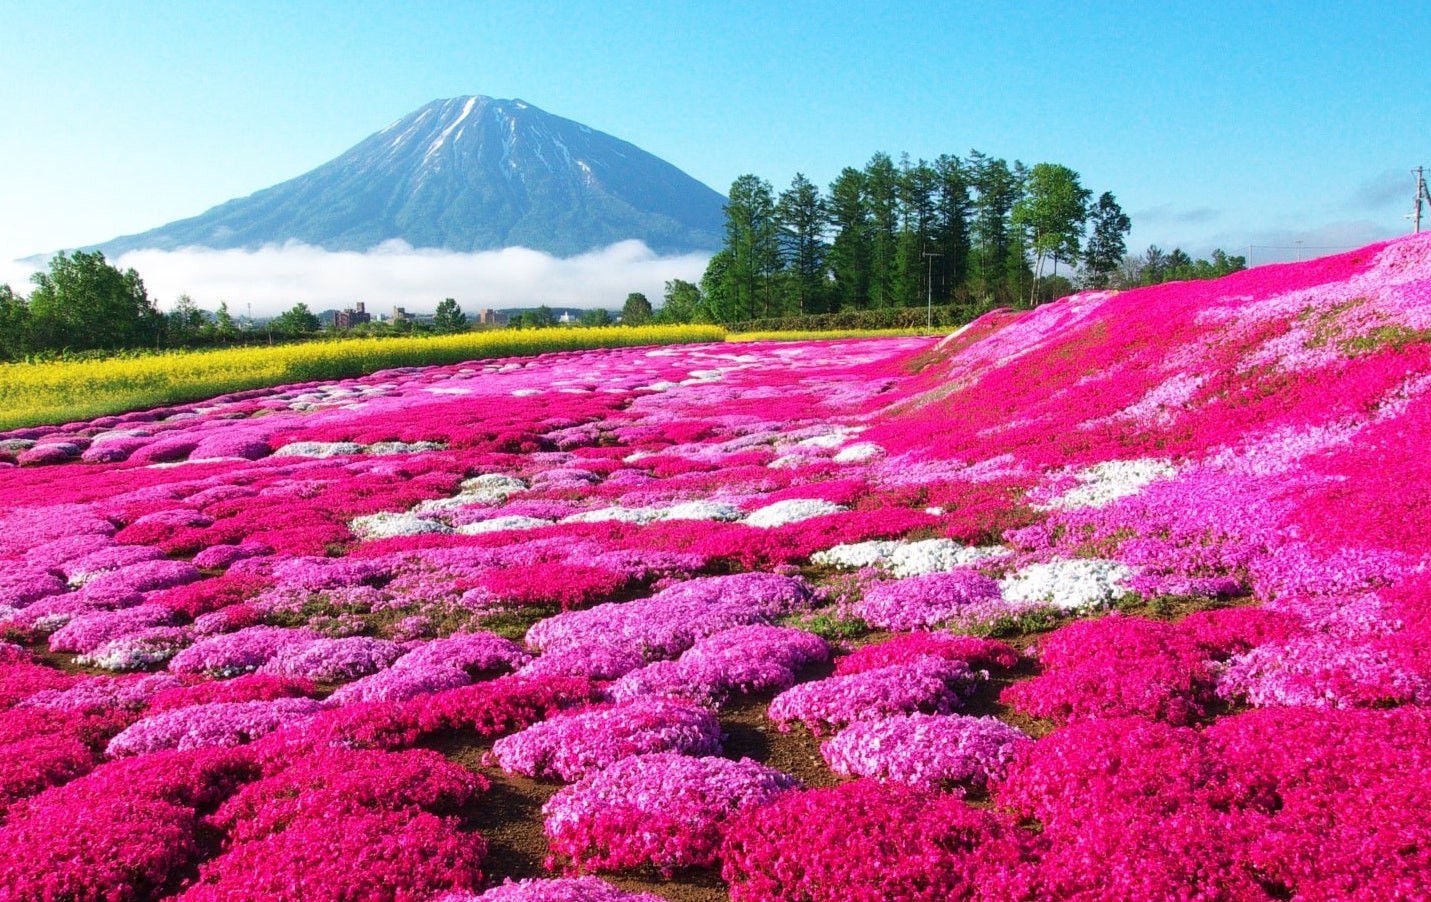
[191,541,271,570]
[437,877,666,902]
[394,631,533,676]
[0,565,68,607]
[60,544,168,581]
[170,625,322,676]
[107,697,324,756]
[328,660,473,705]
[720,779,1034,902]
[1217,633,1431,708]
[77,558,202,597]
[47,604,180,654]
[543,752,800,874]
[20,672,183,712]
[609,625,830,708]
[821,713,1032,794]
[189,433,272,461]
[518,642,647,681]
[17,443,81,465]
[768,658,980,734]
[258,636,407,683]
[110,696,324,756]
[491,698,723,782]
[526,573,813,662]
[854,569,1003,631]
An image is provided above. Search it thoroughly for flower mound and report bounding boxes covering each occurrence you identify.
[821,713,1031,793]
[854,569,1004,631]
[542,752,799,874]
[720,779,1033,902]
[490,698,722,782]
[768,657,979,734]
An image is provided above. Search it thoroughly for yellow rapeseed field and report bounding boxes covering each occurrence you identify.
[0,325,725,431]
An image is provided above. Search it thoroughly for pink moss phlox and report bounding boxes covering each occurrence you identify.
[526,573,813,662]
[1001,615,1216,725]
[106,697,324,756]
[328,660,473,705]
[720,779,1034,902]
[169,625,322,676]
[854,569,1003,631]
[543,752,800,874]
[393,631,533,676]
[257,635,407,683]
[610,625,829,708]
[47,604,180,654]
[768,657,979,734]
[415,674,604,737]
[491,698,722,782]
[835,632,1021,675]
[821,713,1032,793]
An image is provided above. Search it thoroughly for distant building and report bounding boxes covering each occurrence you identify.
[334,301,372,330]
[478,308,508,326]
[392,305,410,323]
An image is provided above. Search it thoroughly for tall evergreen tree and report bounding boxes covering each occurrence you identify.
[1082,192,1132,289]
[775,173,828,315]
[895,156,939,308]
[863,153,900,307]
[826,167,871,312]
[721,175,781,320]
[931,155,973,304]
[968,152,1023,304]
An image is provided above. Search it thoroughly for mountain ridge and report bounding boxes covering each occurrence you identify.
[92,95,727,258]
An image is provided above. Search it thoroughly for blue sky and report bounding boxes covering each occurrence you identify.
[1,1,1426,310]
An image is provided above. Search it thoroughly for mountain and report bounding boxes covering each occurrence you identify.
[95,96,727,258]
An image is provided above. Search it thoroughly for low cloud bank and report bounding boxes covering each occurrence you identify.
[4,240,712,316]
[122,240,711,316]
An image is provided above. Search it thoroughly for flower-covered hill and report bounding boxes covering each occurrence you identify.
[1,233,1430,902]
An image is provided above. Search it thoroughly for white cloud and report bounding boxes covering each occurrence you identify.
[0,257,41,291]
[100,240,709,316]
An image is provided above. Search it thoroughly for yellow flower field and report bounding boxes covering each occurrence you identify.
[0,325,726,431]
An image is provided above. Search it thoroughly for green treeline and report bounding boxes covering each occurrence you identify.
[654,151,1247,326]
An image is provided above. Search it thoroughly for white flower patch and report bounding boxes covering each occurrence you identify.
[811,540,904,569]
[833,442,884,463]
[810,538,1009,575]
[562,507,664,525]
[769,454,815,469]
[744,499,847,529]
[512,388,543,397]
[658,501,744,522]
[999,558,1134,611]
[455,516,555,535]
[348,512,453,540]
[1037,459,1176,511]
[272,441,365,458]
[366,441,445,455]
[888,540,1011,578]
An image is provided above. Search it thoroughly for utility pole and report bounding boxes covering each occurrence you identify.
[922,251,943,328]
[1412,167,1430,234]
